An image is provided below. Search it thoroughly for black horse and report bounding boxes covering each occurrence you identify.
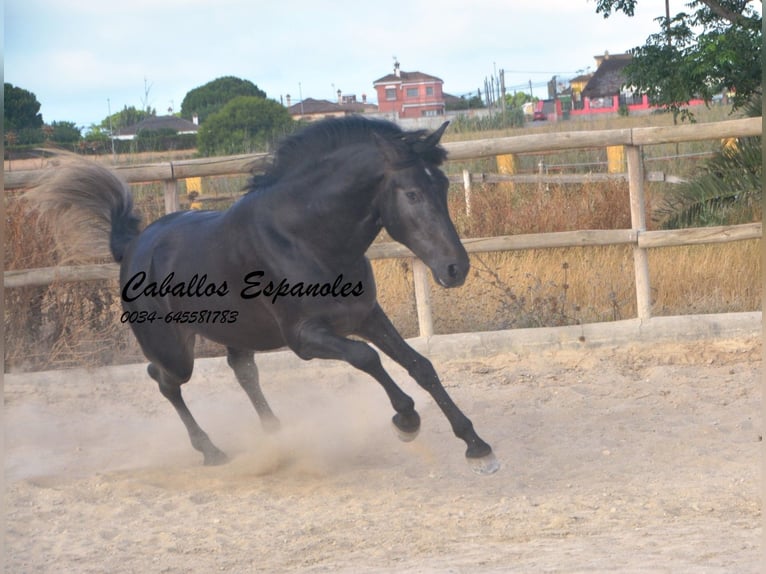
[29,116,498,474]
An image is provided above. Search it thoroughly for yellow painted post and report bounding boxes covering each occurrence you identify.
[606,145,626,173]
[722,137,739,153]
[186,177,203,209]
[496,153,516,193]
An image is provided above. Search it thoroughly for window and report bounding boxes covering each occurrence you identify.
[406,87,419,98]
[385,88,397,101]
[426,86,434,96]
[422,109,442,117]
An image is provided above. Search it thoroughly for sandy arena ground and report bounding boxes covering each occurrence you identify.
[5,334,762,573]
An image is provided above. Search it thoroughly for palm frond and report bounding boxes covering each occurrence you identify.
[655,94,762,229]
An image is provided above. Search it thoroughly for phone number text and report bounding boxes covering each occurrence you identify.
[120,310,239,324]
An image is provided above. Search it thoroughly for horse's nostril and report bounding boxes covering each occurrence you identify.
[448,263,458,278]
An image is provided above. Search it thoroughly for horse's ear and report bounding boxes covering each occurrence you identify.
[411,121,449,164]
[428,121,450,146]
[413,121,449,154]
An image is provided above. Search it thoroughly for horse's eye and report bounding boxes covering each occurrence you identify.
[405,190,419,202]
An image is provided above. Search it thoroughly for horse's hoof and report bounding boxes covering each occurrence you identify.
[392,412,420,442]
[203,449,229,466]
[262,417,282,434]
[393,423,420,443]
[468,452,500,475]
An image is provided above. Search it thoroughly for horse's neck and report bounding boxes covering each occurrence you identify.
[294,188,382,263]
[237,173,383,266]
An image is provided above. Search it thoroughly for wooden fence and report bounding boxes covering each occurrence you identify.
[5,117,762,338]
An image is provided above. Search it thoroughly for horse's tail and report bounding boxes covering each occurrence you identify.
[25,162,142,264]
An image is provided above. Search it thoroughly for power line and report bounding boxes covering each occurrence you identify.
[506,81,548,91]
[502,69,581,75]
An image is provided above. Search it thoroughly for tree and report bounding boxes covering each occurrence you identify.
[597,2,763,228]
[4,83,44,131]
[505,92,536,109]
[446,94,485,111]
[5,83,46,145]
[594,0,762,116]
[196,96,294,156]
[48,121,82,145]
[181,76,267,124]
[79,125,111,154]
[100,105,153,133]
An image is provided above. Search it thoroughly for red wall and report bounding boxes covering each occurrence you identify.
[374,80,444,118]
[548,95,708,119]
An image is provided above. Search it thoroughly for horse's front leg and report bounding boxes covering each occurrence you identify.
[356,304,499,475]
[287,323,422,439]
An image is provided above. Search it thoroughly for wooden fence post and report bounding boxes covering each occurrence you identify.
[462,169,472,218]
[626,144,652,320]
[412,258,434,338]
[164,179,179,213]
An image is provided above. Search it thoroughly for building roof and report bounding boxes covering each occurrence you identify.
[287,98,376,116]
[115,115,198,137]
[373,70,443,85]
[287,98,341,115]
[581,53,632,98]
[570,73,594,84]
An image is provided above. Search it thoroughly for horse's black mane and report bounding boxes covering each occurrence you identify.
[249,116,447,191]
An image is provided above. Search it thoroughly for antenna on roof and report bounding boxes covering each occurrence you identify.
[141,76,154,115]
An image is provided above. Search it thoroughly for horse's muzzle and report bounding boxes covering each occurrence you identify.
[433,260,469,288]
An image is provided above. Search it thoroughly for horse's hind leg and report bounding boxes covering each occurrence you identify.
[226,347,281,432]
[146,362,228,466]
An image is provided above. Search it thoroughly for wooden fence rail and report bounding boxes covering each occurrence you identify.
[4,117,758,190]
[5,116,762,338]
[5,223,760,289]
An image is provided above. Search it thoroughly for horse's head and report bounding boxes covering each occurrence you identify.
[374,122,469,288]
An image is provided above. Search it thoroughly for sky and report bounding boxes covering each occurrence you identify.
[6,0,674,129]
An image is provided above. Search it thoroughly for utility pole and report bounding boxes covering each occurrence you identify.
[107,98,116,160]
[500,69,506,113]
[665,0,671,45]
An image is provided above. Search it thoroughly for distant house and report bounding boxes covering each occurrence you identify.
[373,62,445,119]
[112,115,199,141]
[285,94,376,122]
[576,52,646,113]
[570,51,706,116]
[568,73,593,110]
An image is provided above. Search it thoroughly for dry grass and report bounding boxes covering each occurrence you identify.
[649,241,761,315]
[5,106,760,371]
[4,198,140,371]
[373,240,760,339]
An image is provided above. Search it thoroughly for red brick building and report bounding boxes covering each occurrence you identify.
[373,62,445,119]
